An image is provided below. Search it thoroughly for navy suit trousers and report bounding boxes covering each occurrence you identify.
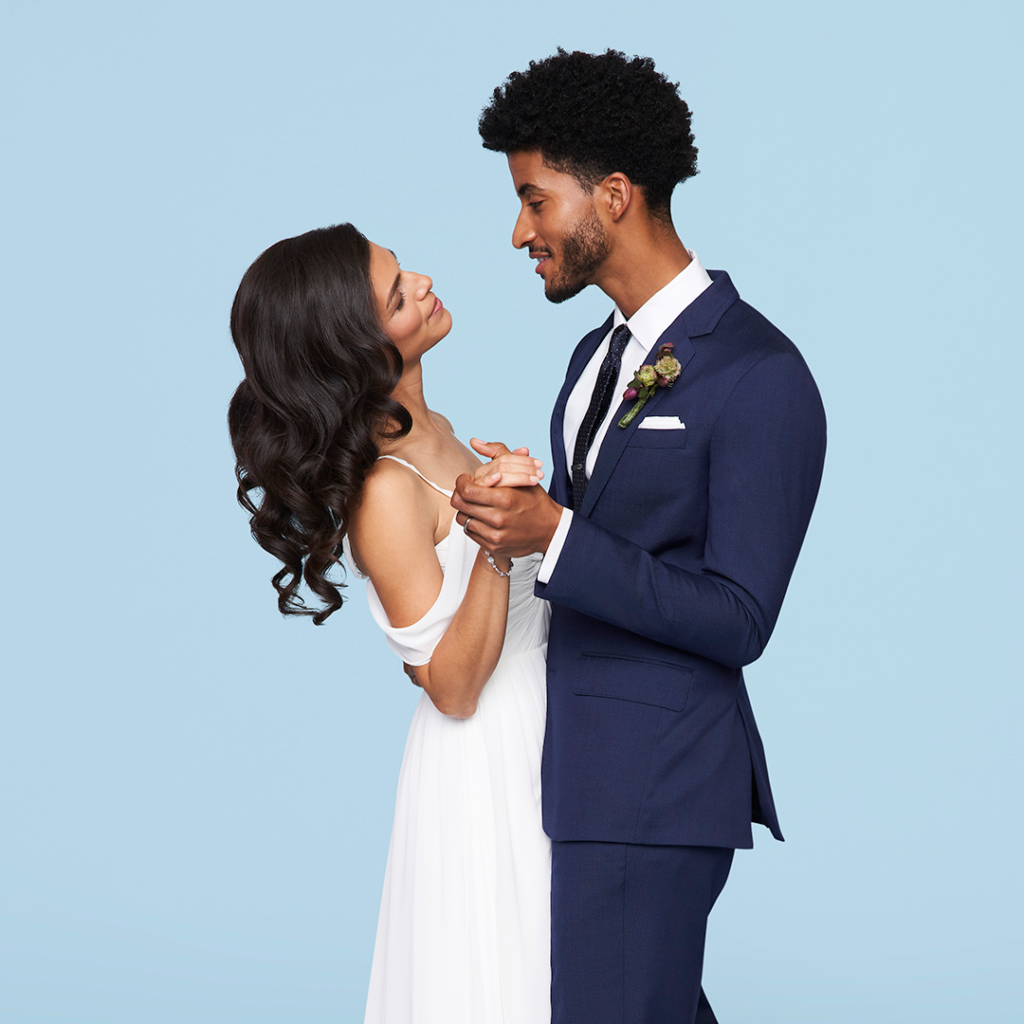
[551,841,734,1024]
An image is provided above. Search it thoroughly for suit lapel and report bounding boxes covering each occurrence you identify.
[578,270,740,517]
[578,320,695,516]
[550,316,612,507]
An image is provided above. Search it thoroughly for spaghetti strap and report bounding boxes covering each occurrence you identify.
[376,454,454,498]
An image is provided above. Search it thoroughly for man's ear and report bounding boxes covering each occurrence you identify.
[597,172,633,222]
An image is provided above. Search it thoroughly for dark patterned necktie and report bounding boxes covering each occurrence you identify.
[571,324,632,511]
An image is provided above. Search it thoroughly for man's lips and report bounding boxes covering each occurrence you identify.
[530,250,552,274]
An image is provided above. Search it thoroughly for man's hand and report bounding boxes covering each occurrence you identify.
[452,439,564,557]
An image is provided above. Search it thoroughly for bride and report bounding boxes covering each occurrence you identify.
[227,223,552,1024]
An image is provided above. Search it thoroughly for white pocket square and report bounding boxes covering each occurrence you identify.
[637,416,686,430]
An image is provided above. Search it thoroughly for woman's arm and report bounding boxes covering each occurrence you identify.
[348,461,512,718]
[411,545,511,717]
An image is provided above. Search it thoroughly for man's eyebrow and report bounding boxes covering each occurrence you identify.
[517,182,541,198]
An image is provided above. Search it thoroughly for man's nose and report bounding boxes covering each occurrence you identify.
[512,209,534,249]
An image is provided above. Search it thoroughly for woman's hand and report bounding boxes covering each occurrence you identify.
[471,440,544,488]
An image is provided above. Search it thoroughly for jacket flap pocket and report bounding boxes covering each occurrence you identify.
[574,653,693,712]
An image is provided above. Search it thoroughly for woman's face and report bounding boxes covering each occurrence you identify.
[369,242,452,360]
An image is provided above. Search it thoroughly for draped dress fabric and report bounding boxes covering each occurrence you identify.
[354,456,552,1024]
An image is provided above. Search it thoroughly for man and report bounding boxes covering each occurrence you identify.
[452,49,826,1024]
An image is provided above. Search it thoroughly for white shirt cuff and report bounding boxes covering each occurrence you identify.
[537,507,573,584]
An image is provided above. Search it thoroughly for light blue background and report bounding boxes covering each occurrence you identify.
[2,1,1021,1021]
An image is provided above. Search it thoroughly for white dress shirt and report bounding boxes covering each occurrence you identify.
[537,251,712,584]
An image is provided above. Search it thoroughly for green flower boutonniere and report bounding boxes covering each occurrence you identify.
[617,342,682,428]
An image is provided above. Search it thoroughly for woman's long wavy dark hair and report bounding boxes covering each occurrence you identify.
[228,223,412,624]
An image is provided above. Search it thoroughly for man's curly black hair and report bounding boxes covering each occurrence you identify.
[478,49,697,219]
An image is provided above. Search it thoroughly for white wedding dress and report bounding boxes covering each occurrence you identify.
[356,456,552,1024]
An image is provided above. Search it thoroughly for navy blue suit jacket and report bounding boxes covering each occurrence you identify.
[536,270,826,849]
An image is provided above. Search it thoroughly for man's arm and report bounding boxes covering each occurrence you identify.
[452,352,826,669]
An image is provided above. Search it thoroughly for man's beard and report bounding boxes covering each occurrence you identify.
[545,207,610,304]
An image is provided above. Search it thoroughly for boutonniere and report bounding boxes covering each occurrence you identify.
[617,342,682,428]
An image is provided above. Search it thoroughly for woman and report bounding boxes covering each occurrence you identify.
[228,223,551,1024]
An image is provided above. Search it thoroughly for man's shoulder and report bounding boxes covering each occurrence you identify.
[701,283,813,376]
[681,278,822,420]
[703,299,824,429]
[722,298,801,354]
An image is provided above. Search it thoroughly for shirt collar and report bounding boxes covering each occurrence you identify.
[611,250,712,350]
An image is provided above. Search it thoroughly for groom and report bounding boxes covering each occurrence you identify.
[452,49,826,1024]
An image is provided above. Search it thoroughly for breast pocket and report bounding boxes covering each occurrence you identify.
[574,653,693,712]
[626,423,688,449]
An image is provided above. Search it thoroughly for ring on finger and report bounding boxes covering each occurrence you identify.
[463,517,472,535]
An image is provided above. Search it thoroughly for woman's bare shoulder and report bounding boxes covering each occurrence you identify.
[349,458,446,627]
[350,458,435,541]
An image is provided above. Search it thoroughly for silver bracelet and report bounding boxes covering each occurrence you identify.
[485,551,513,577]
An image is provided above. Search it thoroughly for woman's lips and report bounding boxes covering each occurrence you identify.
[430,296,443,317]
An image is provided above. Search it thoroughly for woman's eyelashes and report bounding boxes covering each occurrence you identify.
[395,288,406,313]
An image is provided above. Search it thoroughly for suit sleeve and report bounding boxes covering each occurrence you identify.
[535,351,827,669]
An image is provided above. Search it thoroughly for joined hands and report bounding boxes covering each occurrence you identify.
[452,438,564,558]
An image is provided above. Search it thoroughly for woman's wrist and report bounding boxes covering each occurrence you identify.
[484,550,513,576]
